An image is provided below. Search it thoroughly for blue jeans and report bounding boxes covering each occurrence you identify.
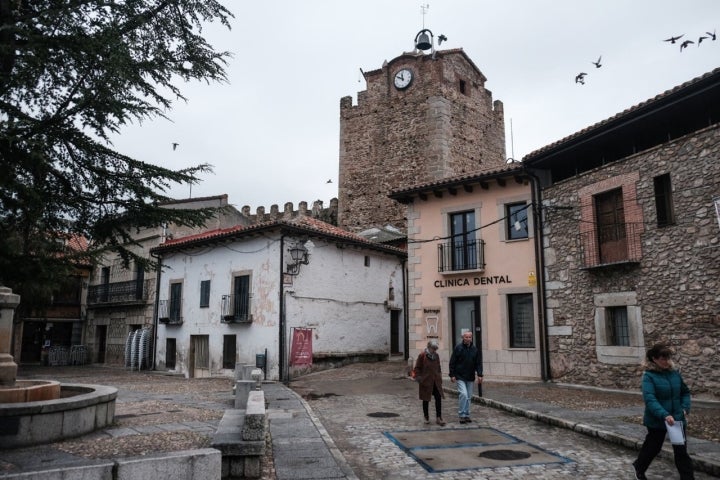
[456,380,474,418]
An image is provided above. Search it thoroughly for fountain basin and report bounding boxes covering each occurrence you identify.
[0,380,61,403]
[0,383,117,449]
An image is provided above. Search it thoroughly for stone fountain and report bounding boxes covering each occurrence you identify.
[0,286,118,449]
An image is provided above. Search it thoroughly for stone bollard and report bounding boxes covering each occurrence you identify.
[234,381,255,409]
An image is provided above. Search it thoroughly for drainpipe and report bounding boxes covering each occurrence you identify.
[279,234,287,383]
[150,251,162,371]
[526,169,552,381]
[402,257,409,361]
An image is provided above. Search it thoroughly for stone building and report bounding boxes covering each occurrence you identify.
[338,45,506,233]
[523,68,720,395]
[85,195,247,366]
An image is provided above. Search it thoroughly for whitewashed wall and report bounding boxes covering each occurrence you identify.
[155,235,281,379]
[154,231,405,380]
[285,237,405,359]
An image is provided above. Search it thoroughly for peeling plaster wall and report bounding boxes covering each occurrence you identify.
[154,232,405,380]
[155,235,280,379]
[285,237,405,359]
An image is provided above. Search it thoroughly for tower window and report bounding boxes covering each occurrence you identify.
[459,79,467,95]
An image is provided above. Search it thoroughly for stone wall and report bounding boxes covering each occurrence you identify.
[240,199,338,226]
[542,124,720,396]
[338,49,506,232]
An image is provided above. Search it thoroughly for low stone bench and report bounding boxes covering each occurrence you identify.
[211,389,266,479]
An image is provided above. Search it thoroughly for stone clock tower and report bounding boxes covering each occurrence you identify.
[338,42,506,232]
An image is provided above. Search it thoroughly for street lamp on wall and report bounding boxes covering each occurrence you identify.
[286,243,309,276]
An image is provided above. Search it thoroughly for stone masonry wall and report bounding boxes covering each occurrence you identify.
[542,124,720,396]
[338,50,506,232]
[240,199,338,226]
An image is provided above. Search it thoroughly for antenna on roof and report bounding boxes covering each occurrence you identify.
[510,118,515,160]
[421,4,429,28]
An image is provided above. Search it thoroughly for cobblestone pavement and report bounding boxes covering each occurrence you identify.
[2,365,233,474]
[5,363,719,480]
[288,361,719,480]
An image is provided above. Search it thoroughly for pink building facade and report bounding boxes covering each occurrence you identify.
[391,165,544,380]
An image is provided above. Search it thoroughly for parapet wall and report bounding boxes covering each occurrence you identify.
[240,198,338,226]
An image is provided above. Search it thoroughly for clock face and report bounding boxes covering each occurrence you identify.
[394,68,413,89]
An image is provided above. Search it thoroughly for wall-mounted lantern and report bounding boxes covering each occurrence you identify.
[286,243,309,276]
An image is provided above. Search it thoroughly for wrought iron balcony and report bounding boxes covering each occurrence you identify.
[437,239,485,273]
[221,294,252,323]
[87,279,151,306]
[157,299,183,325]
[580,222,643,268]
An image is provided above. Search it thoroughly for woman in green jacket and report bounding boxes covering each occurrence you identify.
[632,344,694,480]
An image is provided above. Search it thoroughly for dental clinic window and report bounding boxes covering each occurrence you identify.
[508,293,534,348]
[450,210,477,270]
[506,202,529,240]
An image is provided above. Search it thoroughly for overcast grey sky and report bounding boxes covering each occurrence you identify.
[111,1,719,211]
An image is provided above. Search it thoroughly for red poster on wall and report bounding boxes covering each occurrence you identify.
[290,328,313,366]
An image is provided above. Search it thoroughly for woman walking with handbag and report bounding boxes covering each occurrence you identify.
[413,339,446,426]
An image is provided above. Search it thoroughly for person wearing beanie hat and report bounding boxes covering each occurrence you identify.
[413,339,446,426]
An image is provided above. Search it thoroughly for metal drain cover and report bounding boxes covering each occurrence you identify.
[478,449,532,460]
[367,412,399,418]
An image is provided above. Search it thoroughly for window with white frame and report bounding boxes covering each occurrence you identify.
[438,210,485,272]
[506,202,529,240]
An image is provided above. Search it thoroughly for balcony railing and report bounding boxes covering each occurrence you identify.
[88,279,151,305]
[437,239,485,273]
[580,222,642,268]
[157,299,183,325]
[221,294,252,323]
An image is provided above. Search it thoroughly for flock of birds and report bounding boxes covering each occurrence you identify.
[575,29,716,85]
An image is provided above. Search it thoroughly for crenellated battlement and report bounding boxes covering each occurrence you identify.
[240,198,338,226]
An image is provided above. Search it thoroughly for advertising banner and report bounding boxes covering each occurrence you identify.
[290,328,313,366]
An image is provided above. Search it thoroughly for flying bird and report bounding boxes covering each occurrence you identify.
[707,30,717,41]
[698,35,709,45]
[172,142,179,151]
[575,72,587,85]
[663,34,684,44]
[438,34,447,45]
[326,179,332,184]
[680,40,694,51]
[592,56,602,68]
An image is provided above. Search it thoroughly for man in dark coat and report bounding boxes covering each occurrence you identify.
[448,331,483,423]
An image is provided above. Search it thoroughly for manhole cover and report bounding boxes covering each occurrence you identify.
[367,412,400,418]
[478,449,532,461]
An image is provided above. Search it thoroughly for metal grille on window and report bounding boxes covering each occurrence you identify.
[509,293,534,348]
[606,306,629,346]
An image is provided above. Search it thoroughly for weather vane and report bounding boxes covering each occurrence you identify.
[421,4,429,29]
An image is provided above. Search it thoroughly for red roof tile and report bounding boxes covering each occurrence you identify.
[153,216,405,256]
